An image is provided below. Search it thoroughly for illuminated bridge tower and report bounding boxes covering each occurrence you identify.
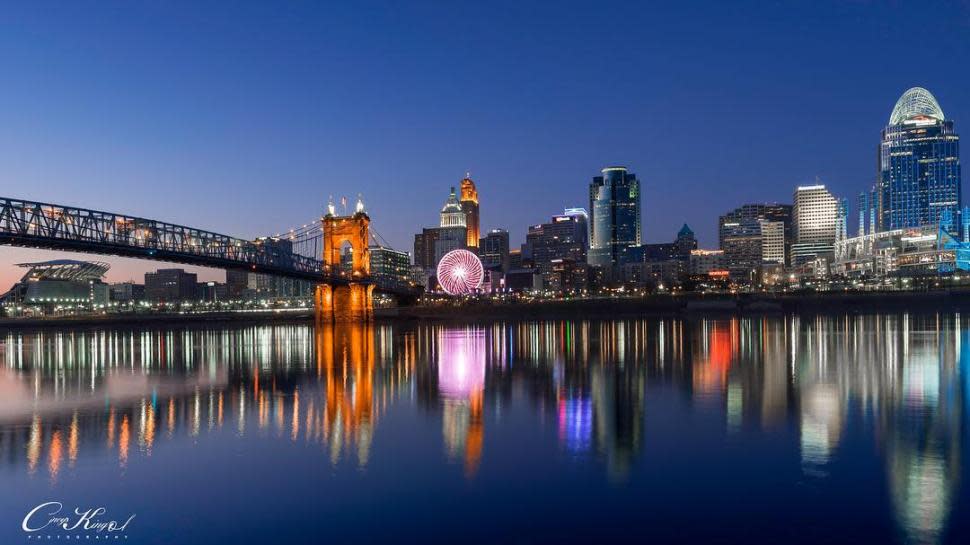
[315,197,374,322]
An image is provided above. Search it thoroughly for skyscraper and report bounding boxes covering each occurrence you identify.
[588,166,641,268]
[760,221,785,265]
[718,203,792,278]
[459,175,480,249]
[791,184,839,265]
[440,187,466,228]
[878,87,961,232]
[479,229,510,272]
[412,187,468,270]
[524,211,589,273]
[434,187,468,266]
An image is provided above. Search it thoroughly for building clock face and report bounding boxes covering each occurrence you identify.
[437,249,484,295]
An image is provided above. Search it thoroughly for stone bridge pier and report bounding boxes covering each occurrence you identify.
[315,208,374,322]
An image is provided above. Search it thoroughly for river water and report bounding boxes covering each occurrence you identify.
[0,314,967,544]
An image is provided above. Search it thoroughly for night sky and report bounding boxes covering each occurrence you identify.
[1,1,969,286]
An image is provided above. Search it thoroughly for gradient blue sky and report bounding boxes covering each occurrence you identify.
[1,1,969,286]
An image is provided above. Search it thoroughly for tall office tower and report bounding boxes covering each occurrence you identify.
[719,203,792,278]
[563,207,590,246]
[878,87,961,232]
[460,174,480,248]
[413,229,439,269]
[719,218,763,279]
[760,221,786,265]
[440,187,466,228]
[857,192,868,237]
[525,212,589,273]
[836,198,848,244]
[868,189,877,235]
[412,187,468,270]
[674,224,698,257]
[479,229,510,272]
[791,184,839,265]
[434,187,468,266]
[588,166,641,268]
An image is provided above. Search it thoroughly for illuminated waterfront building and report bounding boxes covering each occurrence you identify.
[108,281,144,303]
[413,187,468,269]
[719,204,792,279]
[145,268,199,302]
[630,224,698,263]
[460,174,480,249]
[479,229,510,272]
[369,246,412,288]
[508,248,526,270]
[588,166,641,269]
[689,249,726,276]
[564,207,591,243]
[833,225,955,278]
[199,281,228,302]
[619,225,697,286]
[791,184,839,266]
[439,186,467,229]
[760,221,786,265]
[413,229,439,270]
[525,210,589,273]
[434,188,468,265]
[226,270,312,300]
[877,87,961,233]
[0,260,110,312]
[546,259,592,293]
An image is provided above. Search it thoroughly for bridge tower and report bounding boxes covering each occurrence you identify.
[315,197,374,322]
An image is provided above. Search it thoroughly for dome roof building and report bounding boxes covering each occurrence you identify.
[875,87,961,233]
[889,87,945,125]
[440,187,467,228]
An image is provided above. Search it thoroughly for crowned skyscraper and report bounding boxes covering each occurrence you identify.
[460,174,480,249]
[877,87,961,232]
[413,187,468,270]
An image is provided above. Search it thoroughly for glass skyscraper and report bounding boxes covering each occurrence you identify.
[588,166,641,268]
[878,87,961,232]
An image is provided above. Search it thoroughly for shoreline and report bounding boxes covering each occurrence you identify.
[2,289,970,330]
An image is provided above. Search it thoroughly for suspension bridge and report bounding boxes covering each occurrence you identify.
[0,196,419,320]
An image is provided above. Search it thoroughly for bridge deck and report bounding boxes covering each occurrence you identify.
[0,197,416,296]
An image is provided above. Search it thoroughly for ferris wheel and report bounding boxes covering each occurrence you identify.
[436,249,484,295]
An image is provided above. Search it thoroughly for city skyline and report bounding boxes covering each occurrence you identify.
[1,2,969,287]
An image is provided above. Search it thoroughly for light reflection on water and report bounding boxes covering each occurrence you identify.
[0,314,966,544]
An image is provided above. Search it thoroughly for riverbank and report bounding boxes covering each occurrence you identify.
[383,289,970,322]
[0,309,316,330]
[4,289,970,330]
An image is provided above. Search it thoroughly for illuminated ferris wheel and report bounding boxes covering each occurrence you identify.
[436,249,484,295]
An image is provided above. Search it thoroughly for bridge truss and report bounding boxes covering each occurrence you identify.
[0,196,339,283]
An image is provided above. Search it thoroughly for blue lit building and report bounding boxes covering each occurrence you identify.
[588,166,641,268]
[878,87,961,233]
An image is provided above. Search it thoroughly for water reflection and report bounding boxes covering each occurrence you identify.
[0,314,966,543]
